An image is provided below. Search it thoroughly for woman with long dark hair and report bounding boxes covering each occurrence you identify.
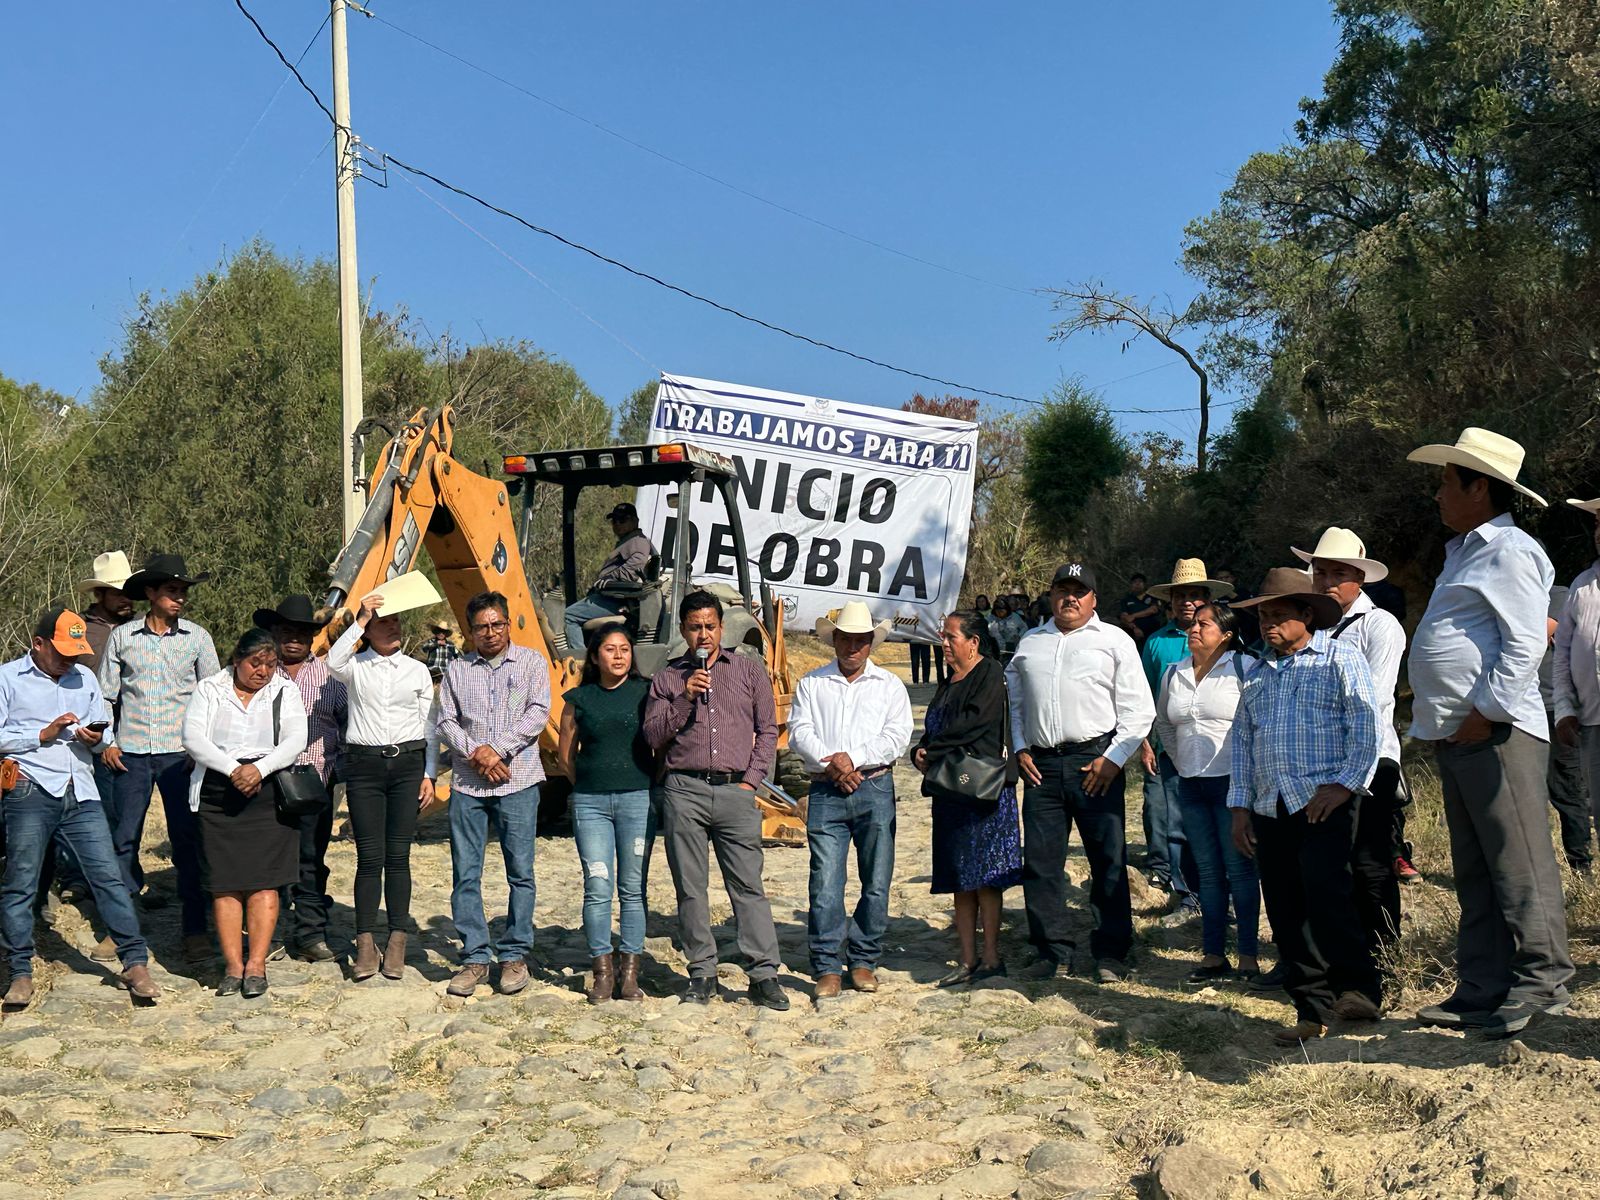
[914,611,1022,985]
[183,627,307,997]
[1151,601,1261,982]
[558,625,656,1003]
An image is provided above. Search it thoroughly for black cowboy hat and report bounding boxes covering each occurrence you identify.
[252,594,326,631]
[123,553,210,598]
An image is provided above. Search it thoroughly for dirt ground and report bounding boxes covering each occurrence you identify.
[2,666,1599,1200]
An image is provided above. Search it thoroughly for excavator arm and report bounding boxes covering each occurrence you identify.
[314,404,580,770]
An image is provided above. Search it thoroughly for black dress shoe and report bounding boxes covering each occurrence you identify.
[241,975,269,999]
[747,978,790,1011]
[683,976,717,1004]
[1247,962,1288,993]
[971,962,1008,982]
[296,940,336,963]
[216,976,243,997]
[1186,960,1234,984]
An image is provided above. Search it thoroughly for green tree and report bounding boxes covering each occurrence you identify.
[1021,382,1129,545]
[616,379,660,444]
[0,373,85,650]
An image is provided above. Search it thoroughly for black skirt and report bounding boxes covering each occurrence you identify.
[197,767,298,893]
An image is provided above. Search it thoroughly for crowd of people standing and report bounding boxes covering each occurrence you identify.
[1,424,1597,1047]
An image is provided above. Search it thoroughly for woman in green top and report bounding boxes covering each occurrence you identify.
[559,625,656,1003]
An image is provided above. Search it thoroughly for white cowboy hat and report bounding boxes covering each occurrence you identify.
[815,600,891,649]
[1567,497,1600,515]
[1146,558,1234,602]
[76,550,133,592]
[1291,527,1389,582]
[1406,427,1547,506]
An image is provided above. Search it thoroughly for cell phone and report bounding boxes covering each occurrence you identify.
[84,721,110,732]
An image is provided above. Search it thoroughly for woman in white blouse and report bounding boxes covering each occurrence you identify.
[328,589,436,982]
[182,627,308,998]
[1151,602,1261,984]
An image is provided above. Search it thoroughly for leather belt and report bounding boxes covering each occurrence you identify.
[672,768,745,786]
[349,740,427,759]
[1029,733,1113,758]
[809,764,893,784]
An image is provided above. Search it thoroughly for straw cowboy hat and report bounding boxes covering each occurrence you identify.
[1406,427,1547,507]
[1291,527,1389,583]
[1567,497,1600,515]
[1231,567,1344,631]
[1147,558,1235,602]
[76,551,133,593]
[816,601,892,649]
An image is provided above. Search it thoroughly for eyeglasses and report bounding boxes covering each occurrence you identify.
[470,620,510,634]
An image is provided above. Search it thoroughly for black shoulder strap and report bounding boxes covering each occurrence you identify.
[272,688,282,746]
[1330,612,1365,640]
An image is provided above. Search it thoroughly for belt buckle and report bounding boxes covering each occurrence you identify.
[381,744,401,759]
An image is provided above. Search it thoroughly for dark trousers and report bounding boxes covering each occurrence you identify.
[286,774,337,946]
[1254,796,1381,1023]
[660,773,782,981]
[1435,726,1573,1009]
[909,643,946,685]
[1351,759,1406,950]
[109,751,205,935]
[1021,740,1131,964]
[1142,751,1196,898]
[345,749,424,935]
[1546,710,1593,872]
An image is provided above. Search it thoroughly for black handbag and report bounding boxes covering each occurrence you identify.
[271,691,329,818]
[924,702,1012,808]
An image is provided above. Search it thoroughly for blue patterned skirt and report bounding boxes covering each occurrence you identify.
[925,703,1024,894]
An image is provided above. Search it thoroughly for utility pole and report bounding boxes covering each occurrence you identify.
[331,0,365,539]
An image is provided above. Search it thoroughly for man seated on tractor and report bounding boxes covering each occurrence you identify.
[563,503,658,657]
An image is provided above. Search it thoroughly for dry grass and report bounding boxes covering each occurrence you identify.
[1234,1065,1437,1134]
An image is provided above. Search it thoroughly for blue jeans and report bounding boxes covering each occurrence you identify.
[1142,751,1196,900]
[572,788,656,957]
[2,778,148,976]
[1177,774,1259,958]
[805,773,897,975]
[110,751,206,935]
[564,595,625,657]
[449,784,538,964]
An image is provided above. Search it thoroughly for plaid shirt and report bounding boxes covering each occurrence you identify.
[279,656,347,784]
[420,638,459,679]
[436,644,550,796]
[643,648,778,788]
[99,617,220,754]
[1227,629,1379,817]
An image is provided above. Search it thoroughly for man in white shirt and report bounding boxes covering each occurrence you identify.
[790,602,913,1000]
[1406,428,1573,1037]
[1007,561,1155,983]
[1294,527,1412,953]
[1555,497,1600,828]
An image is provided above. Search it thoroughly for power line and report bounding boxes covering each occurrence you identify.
[232,0,338,128]
[366,11,1035,297]
[230,0,1037,404]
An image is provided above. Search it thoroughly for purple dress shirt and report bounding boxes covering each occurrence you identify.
[643,648,778,788]
[437,644,551,796]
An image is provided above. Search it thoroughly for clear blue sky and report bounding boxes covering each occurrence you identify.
[1,3,1338,453]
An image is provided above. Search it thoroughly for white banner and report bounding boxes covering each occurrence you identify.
[636,373,978,641]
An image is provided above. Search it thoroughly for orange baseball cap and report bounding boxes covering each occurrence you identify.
[36,607,93,657]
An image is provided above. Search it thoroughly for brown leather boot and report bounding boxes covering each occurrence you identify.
[352,933,380,981]
[617,953,644,1001]
[381,931,407,980]
[586,954,615,1004]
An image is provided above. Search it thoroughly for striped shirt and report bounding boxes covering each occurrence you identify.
[279,656,347,784]
[98,617,220,754]
[643,648,778,788]
[436,644,550,796]
[1227,630,1379,816]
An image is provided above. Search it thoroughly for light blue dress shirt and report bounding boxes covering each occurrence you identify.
[0,653,111,800]
[1408,514,1553,743]
[1227,630,1379,817]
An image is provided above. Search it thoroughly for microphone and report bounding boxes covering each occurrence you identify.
[695,647,710,704]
